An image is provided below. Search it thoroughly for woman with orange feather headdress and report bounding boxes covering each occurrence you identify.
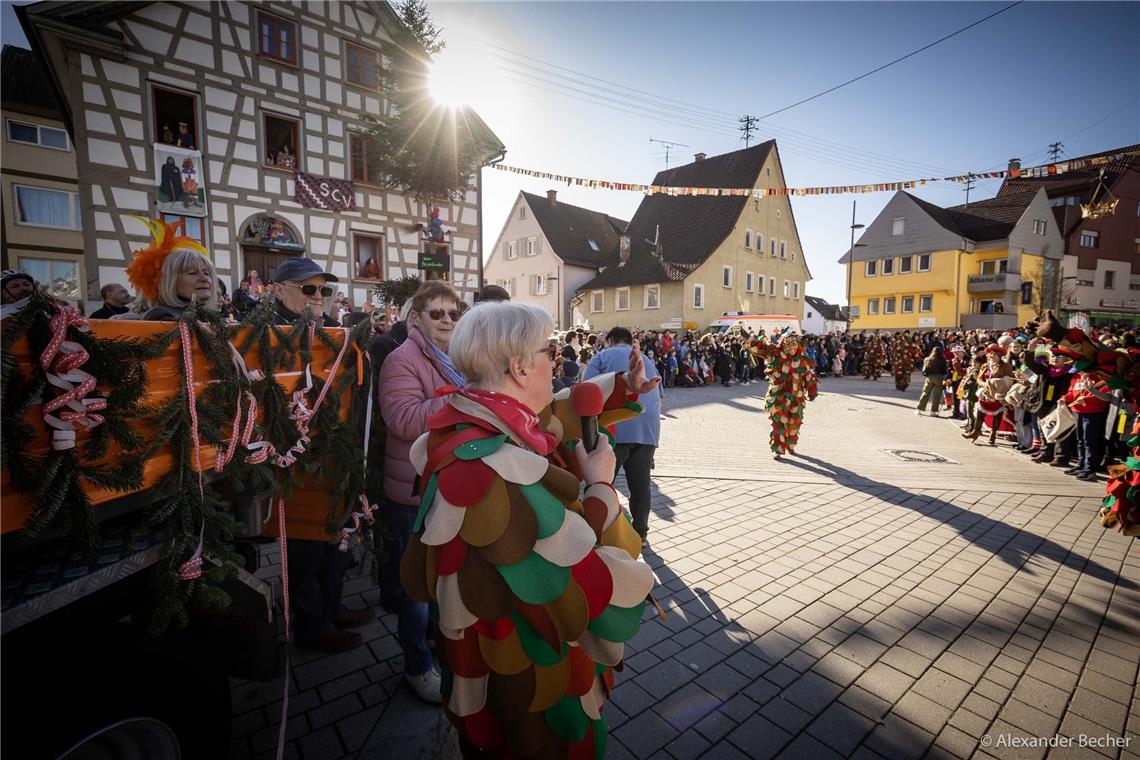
[125,217,217,321]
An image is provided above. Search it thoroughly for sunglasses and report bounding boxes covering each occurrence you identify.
[424,308,462,322]
[283,283,334,298]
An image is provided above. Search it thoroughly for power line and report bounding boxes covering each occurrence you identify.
[739,115,758,147]
[754,1,1024,120]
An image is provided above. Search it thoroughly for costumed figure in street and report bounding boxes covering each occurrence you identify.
[401,302,658,758]
[962,345,1014,444]
[891,332,923,392]
[752,331,818,459]
[861,333,886,380]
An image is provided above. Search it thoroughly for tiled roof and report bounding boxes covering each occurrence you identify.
[946,189,1039,242]
[0,45,63,116]
[804,295,845,322]
[905,188,1040,243]
[580,141,774,290]
[521,192,627,269]
[996,144,1139,199]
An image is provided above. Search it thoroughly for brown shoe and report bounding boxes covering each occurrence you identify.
[334,607,376,629]
[300,627,362,653]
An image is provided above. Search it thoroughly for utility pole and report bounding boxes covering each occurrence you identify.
[963,173,976,207]
[649,137,689,169]
[738,115,758,147]
[1048,142,1064,162]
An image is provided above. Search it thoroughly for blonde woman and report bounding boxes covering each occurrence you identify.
[125,219,217,322]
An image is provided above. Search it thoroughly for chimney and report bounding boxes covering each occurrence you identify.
[694,152,706,162]
[1008,157,1021,174]
[546,189,557,206]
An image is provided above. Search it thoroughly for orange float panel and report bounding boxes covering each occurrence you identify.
[1,319,356,535]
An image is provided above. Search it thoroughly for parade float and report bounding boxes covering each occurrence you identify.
[1,290,373,757]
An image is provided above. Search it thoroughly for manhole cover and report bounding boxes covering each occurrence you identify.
[882,449,959,464]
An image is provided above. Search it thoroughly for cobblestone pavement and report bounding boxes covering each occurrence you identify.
[228,375,1139,760]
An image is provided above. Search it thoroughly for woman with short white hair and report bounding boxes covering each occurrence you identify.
[401,299,660,757]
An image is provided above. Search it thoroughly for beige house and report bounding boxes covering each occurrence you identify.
[484,190,626,329]
[577,142,811,332]
[0,45,85,307]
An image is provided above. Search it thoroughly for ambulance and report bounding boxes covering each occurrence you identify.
[705,312,802,336]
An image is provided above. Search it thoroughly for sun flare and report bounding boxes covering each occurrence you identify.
[428,48,487,108]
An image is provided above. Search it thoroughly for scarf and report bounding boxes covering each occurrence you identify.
[437,386,558,456]
[425,335,467,387]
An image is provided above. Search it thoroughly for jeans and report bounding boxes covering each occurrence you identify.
[287,539,353,645]
[738,364,751,383]
[382,502,433,676]
[1076,411,1109,473]
[614,443,656,537]
[917,374,944,412]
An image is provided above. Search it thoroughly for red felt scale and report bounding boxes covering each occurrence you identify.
[570,552,613,619]
[436,534,469,575]
[446,627,490,678]
[475,616,516,641]
[438,457,495,506]
[565,646,596,696]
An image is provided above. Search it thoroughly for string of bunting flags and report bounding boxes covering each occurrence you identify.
[488,148,1139,198]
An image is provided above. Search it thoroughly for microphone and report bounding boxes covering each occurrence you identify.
[570,382,604,452]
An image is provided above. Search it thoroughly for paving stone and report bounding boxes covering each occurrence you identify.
[653,682,722,732]
[865,713,936,760]
[912,669,973,711]
[699,739,752,759]
[692,709,737,744]
[316,670,369,704]
[997,697,1060,737]
[335,704,383,754]
[292,646,376,691]
[1067,688,1129,733]
[758,696,815,734]
[777,732,846,760]
[947,705,993,738]
[695,662,751,702]
[636,657,698,699]
[611,680,656,716]
[894,691,954,735]
[781,671,844,714]
[613,708,679,757]
[664,729,711,760]
[880,645,934,678]
[724,649,769,679]
[307,693,363,730]
[806,701,876,755]
[812,651,865,688]
[1077,668,1134,705]
[1010,675,1070,717]
[724,712,793,759]
[295,724,344,760]
[854,661,916,704]
[741,676,781,706]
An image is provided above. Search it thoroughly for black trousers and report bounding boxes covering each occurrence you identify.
[287,539,353,644]
[614,443,656,538]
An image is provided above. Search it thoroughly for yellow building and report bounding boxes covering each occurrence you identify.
[840,189,1064,332]
[576,142,811,332]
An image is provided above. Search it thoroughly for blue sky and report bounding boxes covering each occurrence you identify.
[4,1,1137,305]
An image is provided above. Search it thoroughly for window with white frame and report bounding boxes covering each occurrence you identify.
[867,298,879,315]
[497,278,514,297]
[770,239,777,256]
[979,259,1008,275]
[892,217,906,236]
[505,240,517,259]
[756,233,764,254]
[1080,230,1099,248]
[919,294,933,312]
[899,255,913,274]
[768,277,775,297]
[792,281,800,299]
[17,255,82,302]
[779,240,787,259]
[917,253,931,271]
[616,287,630,310]
[901,295,915,313]
[745,272,754,292]
[518,205,526,220]
[884,296,896,314]
[589,290,603,313]
[532,273,548,295]
[524,237,537,256]
[6,119,69,151]
[722,265,732,288]
[644,283,660,309]
[783,280,790,298]
[757,274,766,295]
[881,257,894,275]
[865,260,877,277]
[13,185,81,229]
[693,284,705,309]
[1104,270,1115,290]
[744,229,753,249]
[1033,218,1047,235]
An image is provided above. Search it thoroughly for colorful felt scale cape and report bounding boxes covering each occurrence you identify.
[890,334,924,392]
[753,334,818,455]
[400,372,653,758]
[861,336,887,380]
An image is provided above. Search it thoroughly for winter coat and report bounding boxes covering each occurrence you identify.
[378,326,453,507]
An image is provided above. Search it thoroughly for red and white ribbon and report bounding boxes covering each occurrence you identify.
[177,321,206,581]
[39,306,107,450]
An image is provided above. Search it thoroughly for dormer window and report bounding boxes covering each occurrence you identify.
[587,239,599,252]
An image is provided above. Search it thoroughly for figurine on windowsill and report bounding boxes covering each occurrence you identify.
[174,121,196,150]
[161,123,175,145]
[276,145,296,170]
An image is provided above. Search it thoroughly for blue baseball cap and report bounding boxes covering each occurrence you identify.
[272,258,338,284]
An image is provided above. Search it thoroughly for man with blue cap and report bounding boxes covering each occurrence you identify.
[270,257,375,651]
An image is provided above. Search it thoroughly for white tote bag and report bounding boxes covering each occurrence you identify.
[1039,403,1076,443]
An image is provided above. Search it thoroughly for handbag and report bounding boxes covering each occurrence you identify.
[1039,403,1076,443]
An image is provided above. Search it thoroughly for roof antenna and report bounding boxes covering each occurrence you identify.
[650,138,689,169]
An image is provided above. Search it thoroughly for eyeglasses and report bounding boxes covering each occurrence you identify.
[283,283,334,298]
[425,308,462,322]
[536,341,558,362]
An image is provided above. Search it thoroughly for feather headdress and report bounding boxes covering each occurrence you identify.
[125,217,209,304]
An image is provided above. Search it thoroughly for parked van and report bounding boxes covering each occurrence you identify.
[706,313,802,336]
